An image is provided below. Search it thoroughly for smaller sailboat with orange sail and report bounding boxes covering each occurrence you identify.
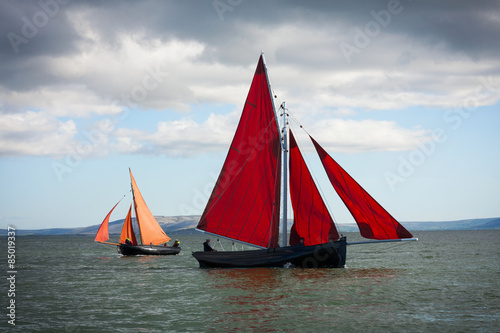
[95,169,181,256]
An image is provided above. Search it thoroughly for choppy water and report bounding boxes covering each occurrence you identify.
[2,230,499,332]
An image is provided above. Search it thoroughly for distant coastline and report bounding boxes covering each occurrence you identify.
[1,216,499,236]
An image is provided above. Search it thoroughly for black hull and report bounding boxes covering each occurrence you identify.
[118,244,181,256]
[192,237,346,268]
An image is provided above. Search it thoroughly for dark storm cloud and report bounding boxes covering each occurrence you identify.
[1,0,499,103]
[0,0,498,159]
[0,0,81,91]
[0,1,80,57]
[2,0,499,67]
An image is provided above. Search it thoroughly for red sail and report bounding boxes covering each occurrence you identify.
[119,204,138,245]
[289,131,340,246]
[95,198,123,242]
[196,55,282,248]
[310,136,413,240]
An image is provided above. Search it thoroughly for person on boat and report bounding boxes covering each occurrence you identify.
[203,239,217,252]
[172,239,180,247]
[125,238,132,245]
[295,238,305,246]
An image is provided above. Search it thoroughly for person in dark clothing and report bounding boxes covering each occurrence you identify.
[203,239,217,252]
[172,239,180,247]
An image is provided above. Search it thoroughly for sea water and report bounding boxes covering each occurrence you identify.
[1,230,499,332]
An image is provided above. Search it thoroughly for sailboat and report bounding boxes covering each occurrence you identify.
[192,54,416,268]
[95,169,181,256]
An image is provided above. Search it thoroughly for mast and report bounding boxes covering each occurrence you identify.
[261,52,285,247]
[129,168,140,243]
[281,102,288,246]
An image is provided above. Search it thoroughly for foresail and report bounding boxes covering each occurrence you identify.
[95,198,123,242]
[289,131,340,246]
[119,204,138,245]
[196,55,282,248]
[129,169,171,245]
[310,136,413,240]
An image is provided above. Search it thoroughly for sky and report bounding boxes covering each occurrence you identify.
[1,0,499,230]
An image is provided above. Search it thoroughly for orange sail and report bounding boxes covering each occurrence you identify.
[95,198,123,242]
[119,204,138,245]
[129,168,170,245]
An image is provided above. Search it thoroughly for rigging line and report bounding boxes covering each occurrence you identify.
[287,121,344,238]
[288,112,313,137]
[215,238,225,251]
[345,239,411,261]
[261,59,281,108]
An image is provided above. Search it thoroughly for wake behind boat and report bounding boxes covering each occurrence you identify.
[95,169,181,256]
[192,54,416,268]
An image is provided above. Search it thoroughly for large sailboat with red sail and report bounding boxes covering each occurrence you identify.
[95,169,181,256]
[192,54,416,268]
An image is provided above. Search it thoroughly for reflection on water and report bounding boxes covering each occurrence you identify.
[198,267,401,332]
[4,231,499,332]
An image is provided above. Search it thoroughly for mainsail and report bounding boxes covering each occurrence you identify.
[130,169,171,245]
[310,136,414,240]
[288,130,340,246]
[94,197,123,242]
[196,55,282,248]
[119,204,138,245]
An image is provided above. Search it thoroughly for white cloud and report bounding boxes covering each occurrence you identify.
[0,85,122,117]
[304,118,430,153]
[113,111,239,156]
[109,109,429,156]
[0,111,77,157]
[1,1,499,159]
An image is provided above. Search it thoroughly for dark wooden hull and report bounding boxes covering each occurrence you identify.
[118,244,181,256]
[192,237,346,268]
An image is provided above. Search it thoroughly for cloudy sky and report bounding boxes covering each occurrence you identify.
[1,0,499,230]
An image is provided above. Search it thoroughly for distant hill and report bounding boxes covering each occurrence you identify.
[402,218,500,231]
[336,218,500,232]
[2,215,200,236]
[2,216,499,236]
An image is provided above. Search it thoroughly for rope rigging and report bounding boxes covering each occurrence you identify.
[277,103,346,240]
